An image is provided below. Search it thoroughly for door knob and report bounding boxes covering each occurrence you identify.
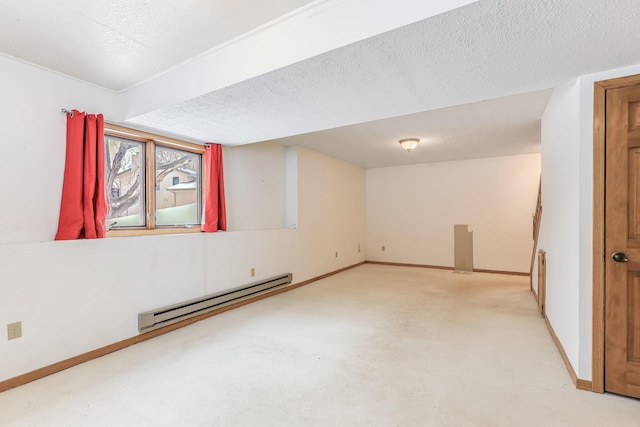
[612,252,628,263]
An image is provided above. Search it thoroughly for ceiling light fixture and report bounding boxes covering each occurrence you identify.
[399,138,420,152]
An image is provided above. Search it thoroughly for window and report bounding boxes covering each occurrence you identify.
[104,125,204,236]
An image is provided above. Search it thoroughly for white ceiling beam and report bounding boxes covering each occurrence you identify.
[119,0,477,121]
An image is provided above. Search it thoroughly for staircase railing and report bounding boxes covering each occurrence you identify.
[530,178,542,291]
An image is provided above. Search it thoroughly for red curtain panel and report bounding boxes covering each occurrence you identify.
[201,143,227,232]
[55,110,108,240]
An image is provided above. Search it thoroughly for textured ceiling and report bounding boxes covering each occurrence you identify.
[125,0,640,166]
[270,90,552,168]
[0,0,314,90]
[2,0,640,167]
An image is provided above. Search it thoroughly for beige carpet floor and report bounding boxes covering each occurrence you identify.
[1,264,640,426]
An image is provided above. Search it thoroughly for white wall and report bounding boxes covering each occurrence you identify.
[0,55,120,245]
[294,147,366,280]
[537,63,640,381]
[0,55,366,383]
[536,79,582,375]
[366,154,540,272]
[224,141,286,231]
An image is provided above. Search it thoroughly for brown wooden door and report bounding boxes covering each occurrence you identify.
[605,84,640,397]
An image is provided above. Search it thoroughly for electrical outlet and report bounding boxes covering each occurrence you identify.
[250,268,256,277]
[382,245,386,251]
[7,322,22,340]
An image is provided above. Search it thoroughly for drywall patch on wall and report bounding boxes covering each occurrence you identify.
[454,224,473,273]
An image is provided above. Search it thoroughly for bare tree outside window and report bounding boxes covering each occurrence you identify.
[155,145,201,226]
[104,135,202,229]
[105,136,145,227]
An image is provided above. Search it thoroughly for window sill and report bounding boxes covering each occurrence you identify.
[106,227,203,238]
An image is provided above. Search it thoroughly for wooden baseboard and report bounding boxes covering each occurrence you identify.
[366,261,454,271]
[0,262,366,393]
[3,261,590,396]
[366,261,529,277]
[473,268,530,277]
[577,378,594,391]
[543,314,593,391]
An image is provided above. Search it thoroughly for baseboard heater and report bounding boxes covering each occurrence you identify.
[138,273,293,333]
